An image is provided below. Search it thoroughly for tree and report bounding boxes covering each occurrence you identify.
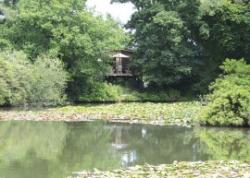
[200,59,250,126]
[1,0,128,100]
[112,0,200,88]
[0,51,68,106]
[192,0,250,92]
[113,0,250,92]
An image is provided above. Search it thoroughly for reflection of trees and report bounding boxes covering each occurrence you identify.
[58,122,120,172]
[0,121,119,178]
[0,122,67,178]
[109,124,206,166]
[1,121,249,178]
[0,121,67,161]
[196,128,250,161]
[0,121,68,178]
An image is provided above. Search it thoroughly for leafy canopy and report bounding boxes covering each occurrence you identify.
[113,0,250,92]
[0,0,129,100]
[200,59,250,126]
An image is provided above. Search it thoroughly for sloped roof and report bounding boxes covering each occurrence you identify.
[112,53,130,58]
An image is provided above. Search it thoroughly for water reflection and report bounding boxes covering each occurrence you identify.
[0,121,249,178]
[196,128,250,161]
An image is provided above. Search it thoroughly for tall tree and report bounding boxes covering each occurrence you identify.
[113,0,250,92]
[1,0,128,99]
[113,0,200,88]
[192,0,250,92]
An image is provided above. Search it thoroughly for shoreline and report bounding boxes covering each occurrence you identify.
[0,110,191,127]
[0,102,201,127]
[68,161,250,178]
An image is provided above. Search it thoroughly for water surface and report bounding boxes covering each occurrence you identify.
[0,121,249,178]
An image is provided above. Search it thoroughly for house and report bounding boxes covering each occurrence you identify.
[107,49,134,77]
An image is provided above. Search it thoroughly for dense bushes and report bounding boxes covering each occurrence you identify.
[79,83,123,102]
[79,83,183,103]
[200,59,250,126]
[0,51,68,106]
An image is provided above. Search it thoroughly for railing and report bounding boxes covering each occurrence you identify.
[107,69,133,77]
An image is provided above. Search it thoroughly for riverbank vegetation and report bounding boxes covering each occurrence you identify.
[78,83,185,103]
[0,0,128,105]
[59,102,201,126]
[0,0,249,129]
[0,102,201,126]
[70,161,250,178]
[201,59,250,127]
[0,51,68,106]
[0,1,250,177]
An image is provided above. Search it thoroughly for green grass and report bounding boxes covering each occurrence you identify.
[58,102,202,126]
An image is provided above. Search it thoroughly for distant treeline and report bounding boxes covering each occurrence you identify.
[0,0,249,106]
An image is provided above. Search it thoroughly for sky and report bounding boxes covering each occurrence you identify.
[86,0,135,24]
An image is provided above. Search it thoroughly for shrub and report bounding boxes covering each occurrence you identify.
[79,83,183,103]
[200,59,250,126]
[27,55,68,105]
[0,51,68,106]
[79,83,123,102]
[136,89,181,102]
[0,51,29,105]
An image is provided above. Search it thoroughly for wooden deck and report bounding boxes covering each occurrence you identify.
[107,72,133,77]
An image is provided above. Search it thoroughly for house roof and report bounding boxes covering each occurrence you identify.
[113,53,130,58]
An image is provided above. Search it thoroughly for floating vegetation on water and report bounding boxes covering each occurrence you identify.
[69,161,250,178]
[0,102,202,126]
[58,102,202,126]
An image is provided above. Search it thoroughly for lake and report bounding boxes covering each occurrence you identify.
[0,121,249,178]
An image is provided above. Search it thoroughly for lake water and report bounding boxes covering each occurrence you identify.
[0,121,249,178]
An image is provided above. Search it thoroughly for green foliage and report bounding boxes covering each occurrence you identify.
[113,0,250,92]
[118,0,197,87]
[113,0,200,87]
[1,0,249,105]
[59,102,201,126]
[0,0,129,100]
[197,128,250,160]
[136,90,181,102]
[27,55,69,105]
[192,0,250,92]
[0,51,68,106]
[75,161,250,178]
[78,83,184,103]
[0,51,29,105]
[79,83,123,102]
[200,59,250,126]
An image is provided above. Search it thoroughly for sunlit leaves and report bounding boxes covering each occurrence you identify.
[200,59,250,126]
[0,0,129,99]
[0,51,68,106]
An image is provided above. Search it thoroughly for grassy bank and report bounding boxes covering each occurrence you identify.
[0,102,202,126]
[69,161,250,178]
